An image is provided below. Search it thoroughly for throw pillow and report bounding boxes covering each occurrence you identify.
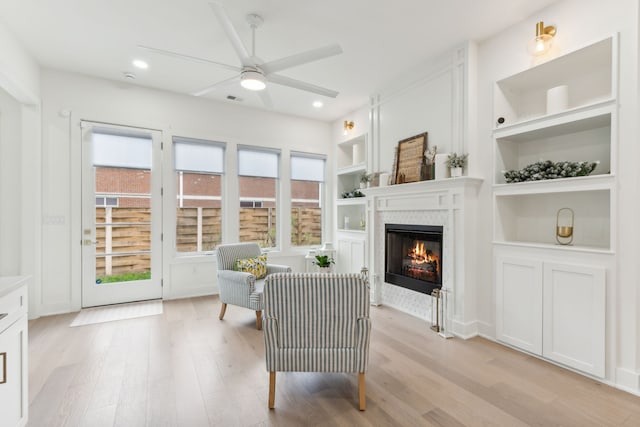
[235,254,268,279]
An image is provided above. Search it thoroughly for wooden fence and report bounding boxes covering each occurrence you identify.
[176,207,222,252]
[95,206,322,276]
[96,207,151,276]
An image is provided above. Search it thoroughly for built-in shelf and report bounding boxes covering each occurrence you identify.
[336,197,366,205]
[493,99,614,138]
[337,163,366,175]
[493,174,614,196]
[336,228,366,234]
[493,240,614,255]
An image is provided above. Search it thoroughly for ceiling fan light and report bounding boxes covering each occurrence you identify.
[240,70,266,91]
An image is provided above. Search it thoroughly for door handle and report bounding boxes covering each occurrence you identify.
[0,352,6,384]
[83,240,100,246]
[0,313,7,321]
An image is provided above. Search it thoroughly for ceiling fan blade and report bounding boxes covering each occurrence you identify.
[138,45,240,72]
[209,2,252,66]
[258,90,274,109]
[260,44,343,75]
[191,75,239,97]
[267,74,339,98]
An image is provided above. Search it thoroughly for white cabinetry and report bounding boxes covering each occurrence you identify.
[543,262,605,377]
[496,256,605,377]
[335,134,368,273]
[493,36,615,378]
[495,257,543,355]
[0,276,29,427]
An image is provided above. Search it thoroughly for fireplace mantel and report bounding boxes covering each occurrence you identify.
[362,176,483,338]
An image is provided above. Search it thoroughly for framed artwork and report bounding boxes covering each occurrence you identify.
[392,132,428,184]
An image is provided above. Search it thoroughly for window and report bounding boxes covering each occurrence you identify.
[290,153,325,246]
[238,147,279,248]
[95,196,118,207]
[173,137,224,253]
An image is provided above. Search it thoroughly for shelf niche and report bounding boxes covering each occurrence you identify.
[494,111,612,185]
[494,37,614,126]
[494,190,610,250]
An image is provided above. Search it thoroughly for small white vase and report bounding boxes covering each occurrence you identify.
[450,167,462,178]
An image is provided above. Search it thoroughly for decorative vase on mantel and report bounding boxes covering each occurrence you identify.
[450,167,462,178]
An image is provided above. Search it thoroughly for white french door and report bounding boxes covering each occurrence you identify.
[81,122,163,307]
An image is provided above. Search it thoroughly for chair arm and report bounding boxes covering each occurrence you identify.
[263,317,280,371]
[218,269,255,292]
[267,264,292,274]
[355,317,372,372]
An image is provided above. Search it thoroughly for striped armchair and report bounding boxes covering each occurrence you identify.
[215,242,291,330]
[263,272,371,410]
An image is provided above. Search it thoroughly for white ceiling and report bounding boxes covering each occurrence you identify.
[0,0,559,122]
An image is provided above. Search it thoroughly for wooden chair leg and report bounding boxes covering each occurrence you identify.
[358,372,366,411]
[269,371,276,409]
[256,310,263,330]
[218,303,227,320]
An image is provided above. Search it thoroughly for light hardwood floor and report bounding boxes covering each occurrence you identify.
[27,296,640,426]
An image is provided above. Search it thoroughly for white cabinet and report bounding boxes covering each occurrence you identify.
[495,256,605,377]
[543,262,605,377]
[495,257,543,355]
[336,237,366,274]
[0,277,29,427]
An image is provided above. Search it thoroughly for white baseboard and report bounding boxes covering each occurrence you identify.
[163,285,217,300]
[450,319,479,339]
[616,367,640,395]
[476,320,494,339]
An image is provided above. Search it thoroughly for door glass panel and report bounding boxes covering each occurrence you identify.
[94,143,152,284]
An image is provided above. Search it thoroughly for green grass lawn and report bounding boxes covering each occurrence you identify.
[97,271,151,284]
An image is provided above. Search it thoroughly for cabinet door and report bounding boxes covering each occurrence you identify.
[0,315,28,427]
[543,262,605,377]
[496,256,543,355]
[336,237,366,274]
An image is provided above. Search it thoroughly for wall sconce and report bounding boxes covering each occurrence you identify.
[343,120,354,135]
[529,21,556,56]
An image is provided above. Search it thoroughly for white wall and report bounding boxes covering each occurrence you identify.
[369,47,468,177]
[39,69,332,315]
[0,21,42,318]
[0,87,22,274]
[0,23,40,104]
[475,0,640,391]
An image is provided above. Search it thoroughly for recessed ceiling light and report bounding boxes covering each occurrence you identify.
[133,59,148,69]
[312,101,323,108]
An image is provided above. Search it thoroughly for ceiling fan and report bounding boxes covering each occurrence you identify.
[139,2,343,106]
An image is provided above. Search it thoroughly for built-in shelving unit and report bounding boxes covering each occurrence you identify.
[493,35,617,378]
[336,134,368,231]
[492,35,617,253]
[335,134,368,273]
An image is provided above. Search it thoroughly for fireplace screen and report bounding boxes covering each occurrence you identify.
[385,224,443,295]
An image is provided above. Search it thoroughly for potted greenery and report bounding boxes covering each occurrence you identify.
[445,152,468,178]
[313,254,335,272]
[359,172,372,189]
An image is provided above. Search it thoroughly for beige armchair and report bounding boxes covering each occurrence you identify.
[215,242,291,330]
[263,272,371,410]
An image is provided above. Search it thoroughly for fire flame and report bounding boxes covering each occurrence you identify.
[409,241,435,264]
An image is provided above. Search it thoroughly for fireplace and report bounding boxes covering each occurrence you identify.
[385,224,443,295]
